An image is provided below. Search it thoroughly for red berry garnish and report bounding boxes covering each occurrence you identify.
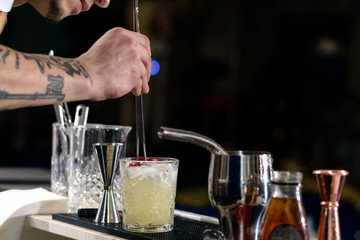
[129,162,143,167]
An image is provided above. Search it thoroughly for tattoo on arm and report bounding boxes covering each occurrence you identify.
[21,53,93,85]
[0,46,92,103]
[1,49,10,63]
[15,53,19,70]
[0,46,93,85]
[0,74,65,101]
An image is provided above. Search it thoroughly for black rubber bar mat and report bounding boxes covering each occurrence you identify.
[52,213,220,240]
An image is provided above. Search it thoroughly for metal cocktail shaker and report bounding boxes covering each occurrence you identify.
[208,151,273,240]
[158,127,273,240]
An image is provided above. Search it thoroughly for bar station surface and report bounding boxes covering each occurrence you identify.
[21,211,220,240]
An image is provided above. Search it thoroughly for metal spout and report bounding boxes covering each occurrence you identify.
[157,126,228,156]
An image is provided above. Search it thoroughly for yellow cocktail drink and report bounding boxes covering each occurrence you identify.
[120,158,179,232]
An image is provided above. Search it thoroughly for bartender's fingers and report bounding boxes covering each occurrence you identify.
[0,12,7,35]
[136,40,151,93]
[132,62,148,96]
[135,32,151,56]
[142,52,152,85]
[142,55,151,93]
[134,34,151,80]
[132,82,142,96]
[94,0,110,8]
[141,77,150,94]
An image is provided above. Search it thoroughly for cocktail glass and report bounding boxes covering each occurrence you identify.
[120,157,179,233]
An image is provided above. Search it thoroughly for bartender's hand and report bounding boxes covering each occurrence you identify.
[78,27,151,99]
[0,27,151,110]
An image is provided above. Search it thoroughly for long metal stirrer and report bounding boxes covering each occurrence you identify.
[133,0,147,160]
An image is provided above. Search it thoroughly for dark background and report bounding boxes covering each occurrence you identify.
[1,0,360,238]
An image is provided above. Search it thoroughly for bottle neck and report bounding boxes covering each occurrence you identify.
[271,183,302,199]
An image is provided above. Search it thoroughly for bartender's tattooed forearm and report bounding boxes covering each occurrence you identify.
[0,46,66,102]
[0,46,93,85]
[0,48,10,63]
[0,74,65,101]
[15,53,19,69]
[22,53,93,85]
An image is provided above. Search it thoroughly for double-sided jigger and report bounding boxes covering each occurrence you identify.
[313,169,349,240]
[93,143,124,224]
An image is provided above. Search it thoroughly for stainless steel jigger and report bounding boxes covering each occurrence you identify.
[313,169,349,240]
[93,143,124,224]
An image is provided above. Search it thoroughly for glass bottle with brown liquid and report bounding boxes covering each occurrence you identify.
[261,171,309,240]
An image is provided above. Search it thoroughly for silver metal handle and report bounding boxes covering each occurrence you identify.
[74,104,89,126]
[53,102,72,129]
